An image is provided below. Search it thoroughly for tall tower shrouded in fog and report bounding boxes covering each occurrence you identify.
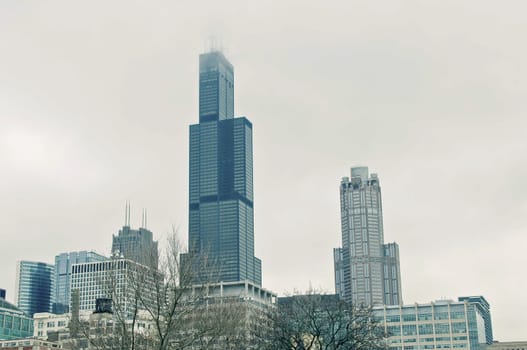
[181,51,262,286]
[198,51,234,123]
[334,167,402,306]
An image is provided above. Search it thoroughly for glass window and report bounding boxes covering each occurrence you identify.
[403,325,417,336]
[387,315,401,322]
[419,324,433,335]
[451,322,467,334]
[436,323,450,334]
[403,314,416,322]
[388,326,401,336]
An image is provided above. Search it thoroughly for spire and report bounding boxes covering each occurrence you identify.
[124,201,131,227]
[141,208,146,229]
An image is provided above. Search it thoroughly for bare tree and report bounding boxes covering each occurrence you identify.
[257,290,387,350]
[77,231,247,350]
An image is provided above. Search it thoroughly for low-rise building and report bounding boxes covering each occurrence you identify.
[0,338,61,349]
[373,296,493,350]
[487,341,527,350]
[33,313,69,339]
[0,298,33,340]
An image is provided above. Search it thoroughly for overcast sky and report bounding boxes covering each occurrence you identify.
[1,0,526,341]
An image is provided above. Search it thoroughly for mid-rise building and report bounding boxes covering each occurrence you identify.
[334,167,402,306]
[14,261,54,316]
[54,251,106,314]
[181,51,262,286]
[0,297,34,340]
[372,296,493,350]
[70,258,155,318]
[112,206,158,269]
[184,281,276,349]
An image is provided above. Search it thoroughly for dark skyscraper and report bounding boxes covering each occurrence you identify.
[198,51,234,122]
[182,51,262,286]
[112,204,159,269]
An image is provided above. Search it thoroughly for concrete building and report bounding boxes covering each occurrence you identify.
[184,281,276,349]
[14,261,54,316]
[372,296,493,350]
[53,251,106,314]
[70,258,155,318]
[33,313,69,340]
[181,51,262,286]
[334,167,402,306]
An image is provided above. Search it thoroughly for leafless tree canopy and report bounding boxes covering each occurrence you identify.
[73,231,248,350]
[256,290,387,350]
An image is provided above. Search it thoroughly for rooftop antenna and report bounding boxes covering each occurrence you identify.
[141,208,147,229]
[206,35,224,53]
[125,201,131,227]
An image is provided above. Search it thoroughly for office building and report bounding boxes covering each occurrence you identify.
[372,296,493,350]
[458,296,493,346]
[112,204,158,269]
[14,261,54,316]
[53,251,106,314]
[0,291,5,301]
[181,51,262,286]
[0,297,34,340]
[334,167,402,305]
[70,258,155,317]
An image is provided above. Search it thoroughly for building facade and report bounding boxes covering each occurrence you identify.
[70,258,155,318]
[54,251,106,314]
[181,51,262,286]
[334,167,402,306]
[373,296,493,350]
[112,225,158,270]
[0,298,34,340]
[14,261,54,316]
[33,313,69,340]
[198,51,234,123]
[184,281,276,349]
[0,338,61,349]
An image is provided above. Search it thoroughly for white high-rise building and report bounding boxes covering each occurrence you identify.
[70,258,155,317]
[334,166,402,306]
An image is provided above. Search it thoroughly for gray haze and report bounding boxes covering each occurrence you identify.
[1,0,526,340]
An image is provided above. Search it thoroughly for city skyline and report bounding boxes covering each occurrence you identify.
[1,0,526,341]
